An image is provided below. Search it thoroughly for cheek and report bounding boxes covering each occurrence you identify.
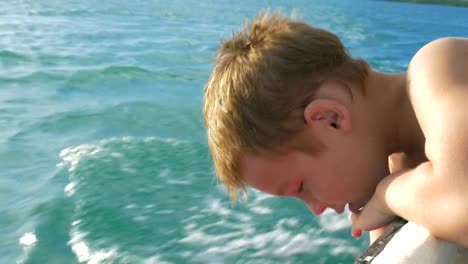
[249,175,280,195]
[305,174,341,203]
[319,167,360,203]
[341,156,388,200]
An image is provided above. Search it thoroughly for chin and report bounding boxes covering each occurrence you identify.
[348,202,365,214]
[355,186,376,209]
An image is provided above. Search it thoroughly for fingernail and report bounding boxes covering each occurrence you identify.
[352,229,362,238]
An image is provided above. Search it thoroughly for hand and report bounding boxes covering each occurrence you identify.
[349,152,415,238]
[349,191,396,238]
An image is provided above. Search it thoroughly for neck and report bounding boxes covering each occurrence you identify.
[366,70,425,157]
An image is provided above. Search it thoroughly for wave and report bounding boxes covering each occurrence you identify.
[0,71,66,85]
[0,50,32,62]
[177,195,363,263]
[0,64,201,89]
[71,65,152,80]
[56,137,212,260]
[0,65,152,85]
[63,65,202,90]
[28,101,201,139]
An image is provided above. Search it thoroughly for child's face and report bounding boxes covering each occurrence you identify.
[241,144,388,215]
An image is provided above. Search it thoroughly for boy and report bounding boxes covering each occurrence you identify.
[203,12,468,247]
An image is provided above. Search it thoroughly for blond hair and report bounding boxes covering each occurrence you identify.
[203,11,368,201]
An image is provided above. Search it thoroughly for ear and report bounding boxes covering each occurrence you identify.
[303,99,351,133]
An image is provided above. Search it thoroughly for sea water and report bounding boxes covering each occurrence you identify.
[1,0,467,263]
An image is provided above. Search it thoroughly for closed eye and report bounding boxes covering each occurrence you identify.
[297,181,304,194]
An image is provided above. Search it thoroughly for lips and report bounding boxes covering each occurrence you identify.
[348,203,363,214]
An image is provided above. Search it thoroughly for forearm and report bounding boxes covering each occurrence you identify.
[380,161,468,247]
[369,227,387,245]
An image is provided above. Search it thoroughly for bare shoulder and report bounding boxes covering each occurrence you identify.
[406,38,468,164]
[408,37,468,97]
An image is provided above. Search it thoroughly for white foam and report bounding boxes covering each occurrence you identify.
[330,243,362,256]
[158,168,171,178]
[64,181,76,196]
[276,218,300,229]
[17,232,38,264]
[234,213,253,223]
[125,203,137,209]
[204,199,231,217]
[110,152,123,158]
[58,137,360,262]
[133,215,148,222]
[58,137,189,172]
[121,167,137,174]
[154,209,174,215]
[58,143,105,172]
[19,232,37,247]
[177,189,362,261]
[68,228,116,264]
[180,202,360,262]
[143,256,172,264]
[318,208,352,233]
[167,179,192,185]
[249,206,273,215]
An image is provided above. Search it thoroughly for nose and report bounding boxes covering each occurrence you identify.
[329,204,345,214]
[306,201,327,216]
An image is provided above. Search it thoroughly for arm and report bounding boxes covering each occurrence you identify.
[356,38,468,247]
[367,153,419,245]
[402,37,468,246]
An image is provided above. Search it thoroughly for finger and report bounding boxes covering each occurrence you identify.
[358,203,396,231]
[388,152,411,173]
[348,212,363,238]
[388,152,422,173]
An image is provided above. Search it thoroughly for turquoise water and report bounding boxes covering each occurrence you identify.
[1,0,466,263]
